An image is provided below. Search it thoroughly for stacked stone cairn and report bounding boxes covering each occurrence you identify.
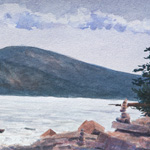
[78,129,85,146]
[116,99,131,124]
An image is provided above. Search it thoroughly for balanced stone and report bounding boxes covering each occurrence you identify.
[116,99,131,124]
[120,99,128,112]
[78,129,85,146]
[116,112,130,124]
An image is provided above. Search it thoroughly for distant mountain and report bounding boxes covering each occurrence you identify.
[0,46,139,99]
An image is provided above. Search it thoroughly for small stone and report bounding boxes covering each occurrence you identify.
[78,129,85,146]
[116,117,130,124]
[120,99,128,112]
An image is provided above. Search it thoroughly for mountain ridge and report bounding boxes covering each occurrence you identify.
[0,46,139,99]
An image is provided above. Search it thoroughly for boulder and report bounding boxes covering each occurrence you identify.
[41,129,56,138]
[112,121,150,135]
[96,132,110,149]
[105,136,137,150]
[116,112,131,124]
[132,116,150,127]
[96,132,137,150]
[108,131,150,149]
[78,120,105,135]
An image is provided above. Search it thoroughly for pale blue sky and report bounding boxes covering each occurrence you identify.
[0,0,150,73]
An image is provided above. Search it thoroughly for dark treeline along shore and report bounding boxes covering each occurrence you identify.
[0,46,139,99]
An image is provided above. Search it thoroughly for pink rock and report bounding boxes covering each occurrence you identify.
[105,136,136,150]
[97,132,136,150]
[112,121,150,135]
[108,130,150,149]
[78,120,105,135]
[41,129,56,137]
[132,116,150,127]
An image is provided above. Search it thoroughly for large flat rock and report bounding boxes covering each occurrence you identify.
[112,121,150,135]
[96,132,137,150]
[108,131,150,149]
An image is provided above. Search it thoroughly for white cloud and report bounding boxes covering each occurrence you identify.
[67,8,91,25]
[0,3,150,74]
[0,25,150,74]
[0,3,150,35]
[0,3,27,14]
[128,19,150,33]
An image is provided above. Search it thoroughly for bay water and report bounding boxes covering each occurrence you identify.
[0,96,141,146]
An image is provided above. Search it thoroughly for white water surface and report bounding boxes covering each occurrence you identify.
[0,96,141,146]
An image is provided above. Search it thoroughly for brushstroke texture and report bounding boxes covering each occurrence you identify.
[0,46,139,99]
[0,3,149,34]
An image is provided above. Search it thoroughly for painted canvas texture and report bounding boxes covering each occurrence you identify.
[0,0,150,149]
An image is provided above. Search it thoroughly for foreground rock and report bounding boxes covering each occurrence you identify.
[2,118,150,150]
[78,120,105,135]
[108,131,150,150]
[1,130,146,150]
[110,117,150,149]
[1,131,98,150]
[41,129,56,138]
[132,116,150,127]
[97,132,137,150]
[112,121,150,135]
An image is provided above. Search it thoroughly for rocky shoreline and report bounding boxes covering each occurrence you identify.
[1,100,150,150]
[1,117,150,150]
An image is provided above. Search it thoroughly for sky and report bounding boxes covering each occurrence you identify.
[0,0,150,74]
